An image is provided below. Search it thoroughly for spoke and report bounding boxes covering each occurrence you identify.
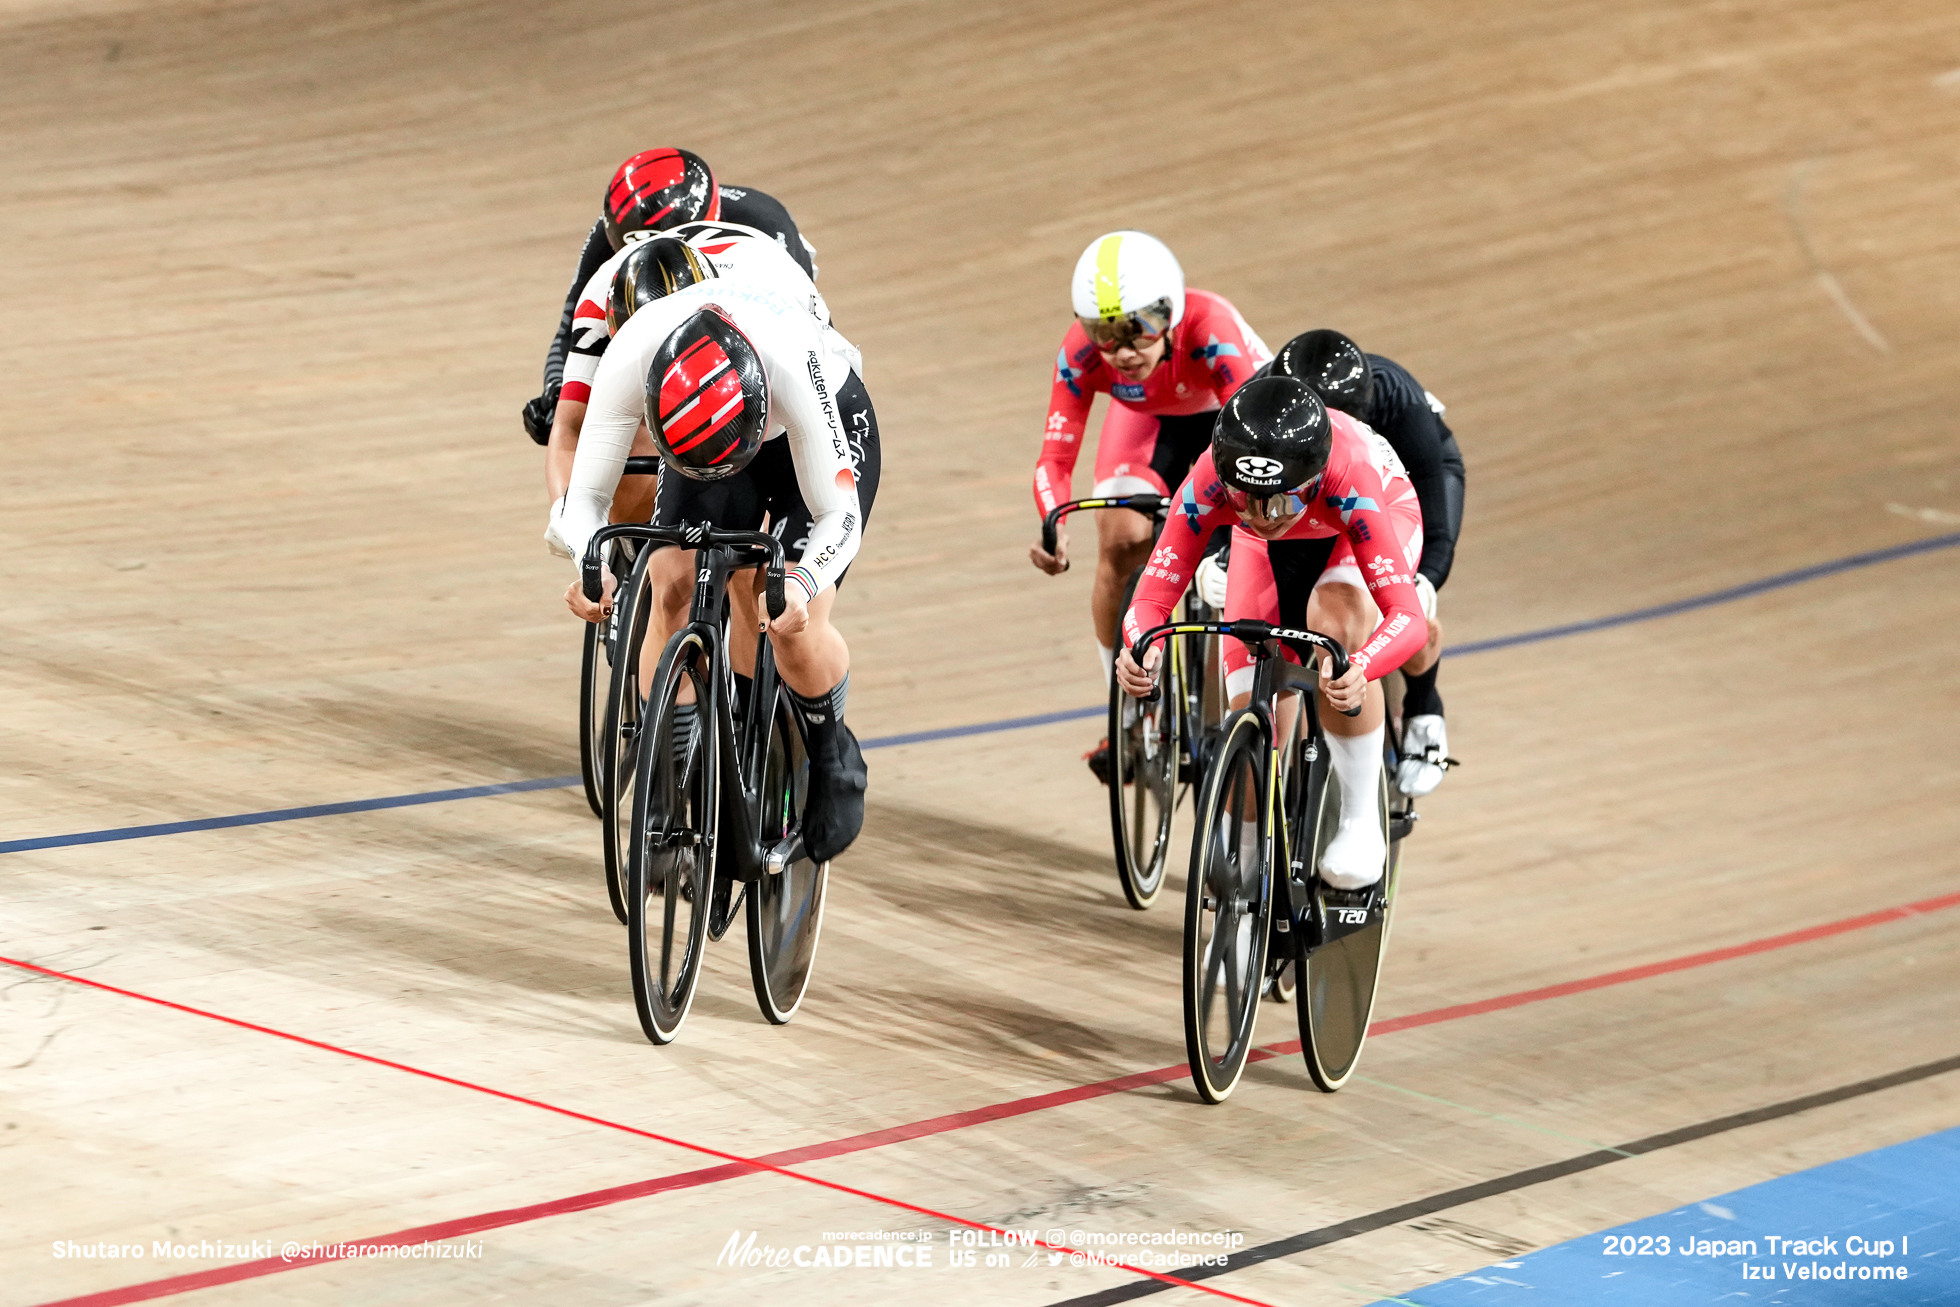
[1220,903,1244,1023]
[1200,926,1224,1029]
[660,856,681,989]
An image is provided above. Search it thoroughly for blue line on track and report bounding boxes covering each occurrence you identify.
[1449,529,1960,657]
[0,777,581,855]
[6,530,1956,857]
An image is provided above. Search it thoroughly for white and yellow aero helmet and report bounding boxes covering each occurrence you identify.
[1071,230,1186,341]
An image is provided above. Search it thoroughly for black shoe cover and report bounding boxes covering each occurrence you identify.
[803,725,867,863]
[1085,738,1112,786]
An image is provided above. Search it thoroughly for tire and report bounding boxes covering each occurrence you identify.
[1182,709,1274,1104]
[578,620,606,819]
[580,538,635,820]
[1296,749,1396,1092]
[600,544,658,925]
[1108,666,1179,909]
[746,687,829,1024]
[627,628,717,1045]
[1108,567,1183,909]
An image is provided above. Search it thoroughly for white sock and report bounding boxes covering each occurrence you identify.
[1324,722,1385,828]
[1097,641,1116,688]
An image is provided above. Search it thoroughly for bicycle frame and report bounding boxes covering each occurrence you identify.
[583,521,800,882]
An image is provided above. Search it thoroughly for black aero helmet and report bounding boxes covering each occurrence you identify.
[1272,329,1373,418]
[1212,376,1332,494]
[606,236,715,336]
[602,147,720,250]
[646,306,769,481]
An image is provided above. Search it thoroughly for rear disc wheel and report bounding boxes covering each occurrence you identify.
[1297,757,1395,1091]
[746,689,829,1024]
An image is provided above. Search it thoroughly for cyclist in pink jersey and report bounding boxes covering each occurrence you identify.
[1117,377,1426,889]
[1027,230,1270,778]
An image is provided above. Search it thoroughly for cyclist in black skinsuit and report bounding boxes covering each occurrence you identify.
[1260,330,1465,796]
[520,148,816,443]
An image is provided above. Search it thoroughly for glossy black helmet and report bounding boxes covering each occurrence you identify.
[646,306,769,481]
[1271,329,1373,418]
[602,148,719,250]
[606,236,716,336]
[1212,376,1332,494]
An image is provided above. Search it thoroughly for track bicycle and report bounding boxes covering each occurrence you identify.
[582,519,828,1044]
[1042,494,1227,909]
[1127,618,1400,1103]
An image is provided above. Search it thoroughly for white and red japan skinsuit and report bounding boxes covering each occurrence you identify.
[1031,290,1271,515]
[1123,410,1429,687]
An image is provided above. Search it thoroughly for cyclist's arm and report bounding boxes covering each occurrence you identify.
[1033,334,1102,515]
[1120,463,1232,649]
[1337,469,1429,679]
[540,219,613,396]
[557,261,615,405]
[1375,403,1455,589]
[544,400,588,503]
[548,333,642,564]
[774,346,864,602]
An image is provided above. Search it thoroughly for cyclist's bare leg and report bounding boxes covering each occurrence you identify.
[1401,610,1443,677]
[1092,508,1154,650]
[729,573,847,697]
[642,546,698,702]
[1304,583,1384,735]
[1306,581,1390,886]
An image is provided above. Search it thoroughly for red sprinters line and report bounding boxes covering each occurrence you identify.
[14,885,1960,1307]
[4,958,1276,1307]
[1367,887,1960,1035]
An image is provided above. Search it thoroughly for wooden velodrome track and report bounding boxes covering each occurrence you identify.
[4,0,1958,1302]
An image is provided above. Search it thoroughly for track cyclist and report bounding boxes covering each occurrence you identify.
[1026,230,1271,780]
[544,217,842,529]
[521,146,818,446]
[1115,376,1427,888]
[543,267,876,864]
[1268,331,1464,796]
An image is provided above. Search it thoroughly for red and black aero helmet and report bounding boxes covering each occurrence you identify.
[646,307,769,481]
[602,148,720,250]
[606,236,715,336]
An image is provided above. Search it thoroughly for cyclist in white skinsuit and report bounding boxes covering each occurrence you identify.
[544,275,878,862]
[544,220,847,516]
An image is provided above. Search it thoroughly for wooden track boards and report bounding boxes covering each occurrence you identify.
[2,0,1957,1303]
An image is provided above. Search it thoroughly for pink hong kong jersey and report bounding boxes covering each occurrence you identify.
[1032,289,1270,515]
[1122,411,1429,680]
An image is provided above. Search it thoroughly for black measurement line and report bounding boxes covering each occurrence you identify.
[1043,1052,1960,1306]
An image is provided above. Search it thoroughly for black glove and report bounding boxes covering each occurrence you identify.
[521,385,559,446]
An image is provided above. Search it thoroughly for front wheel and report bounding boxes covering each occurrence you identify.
[601,544,657,925]
[746,688,829,1024]
[1108,660,1179,909]
[578,619,607,818]
[627,629,717,1045]
[1182,709,1274,1103]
